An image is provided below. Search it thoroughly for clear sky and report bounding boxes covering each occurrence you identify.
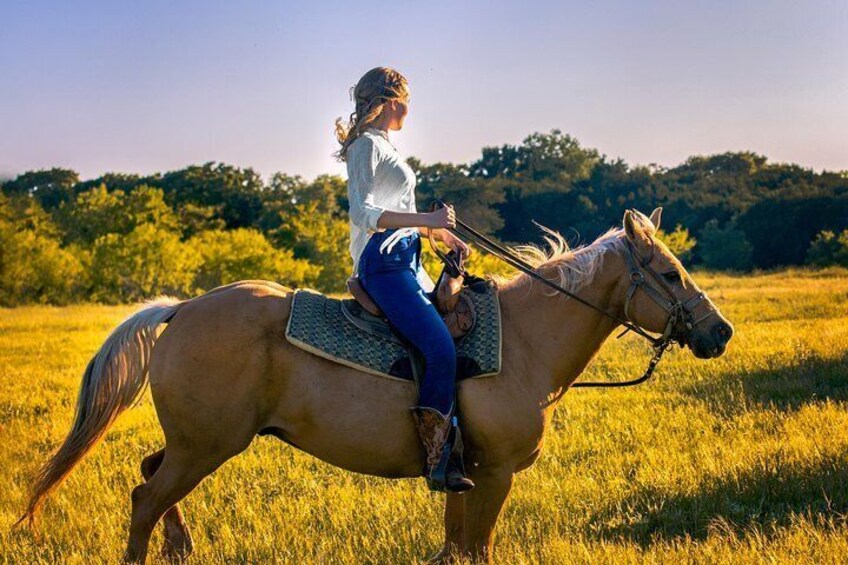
[2,1,846,183]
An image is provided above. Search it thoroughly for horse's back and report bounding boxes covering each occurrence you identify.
[168,280,293,338]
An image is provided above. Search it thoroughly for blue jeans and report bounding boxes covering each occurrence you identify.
[358,229,456,415]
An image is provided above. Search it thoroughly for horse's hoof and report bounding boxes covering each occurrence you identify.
[425,545,463,564]
[121,550,145,565]
[161,533,194,563]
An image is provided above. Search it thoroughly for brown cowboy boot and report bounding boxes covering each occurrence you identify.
[410,406,475,493]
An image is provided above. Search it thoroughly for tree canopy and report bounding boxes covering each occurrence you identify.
[2,129,846,305]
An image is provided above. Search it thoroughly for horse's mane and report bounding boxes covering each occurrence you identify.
[491,215,688,297]
[491,223,627,297]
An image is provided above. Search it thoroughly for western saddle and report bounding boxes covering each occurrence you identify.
[346,248,477,340]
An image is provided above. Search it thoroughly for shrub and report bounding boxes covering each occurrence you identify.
[697,220,754,271]
[58,184,178,245]
[656,225,696,263]
[89,224,201,303]
[0,224,84,305]
[806,229,848,267]
[189,228,320,291]
[283,201,351,293]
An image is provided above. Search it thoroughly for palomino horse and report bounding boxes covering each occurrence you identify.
[22,208,733,564]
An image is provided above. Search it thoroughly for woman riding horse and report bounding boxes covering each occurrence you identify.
[19,68,735,564]
[334,66,474,492]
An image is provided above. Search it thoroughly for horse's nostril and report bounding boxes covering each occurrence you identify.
[713,322,733,343]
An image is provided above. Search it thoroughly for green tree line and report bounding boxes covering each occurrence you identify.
[2,130,846,305]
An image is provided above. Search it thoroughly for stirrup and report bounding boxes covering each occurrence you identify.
[445,420,474,493]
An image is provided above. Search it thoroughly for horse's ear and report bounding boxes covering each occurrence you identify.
[649,207,662,231]
[623,210,640,240]
[624,209,651,248]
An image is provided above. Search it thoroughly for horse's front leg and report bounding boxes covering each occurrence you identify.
[461,467,514,564]
[427,493,466,564]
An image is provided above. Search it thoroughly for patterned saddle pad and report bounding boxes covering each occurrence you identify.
[285,279,502,382]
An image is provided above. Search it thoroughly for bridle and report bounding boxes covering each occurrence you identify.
[429,201,719,387]
[619,236,717,345]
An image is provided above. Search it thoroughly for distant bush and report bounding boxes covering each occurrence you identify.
[276,201,350,293]
[177,202,226,237]
[57,184,178,244]
[189,228,320,291]
[806,229,848,267]
[0,225,84,306]
[697,220,754,271]
[656,225,696,263]
[89,224,201,303]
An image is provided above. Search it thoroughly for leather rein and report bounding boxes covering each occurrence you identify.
[427,200,716,387]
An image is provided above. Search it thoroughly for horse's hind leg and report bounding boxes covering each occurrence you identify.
[124,445,237,564]
[141,449,193,561]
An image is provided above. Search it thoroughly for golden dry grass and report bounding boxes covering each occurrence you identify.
[1,268,847,564]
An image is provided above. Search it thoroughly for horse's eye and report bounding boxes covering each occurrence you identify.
[662,271,681,284]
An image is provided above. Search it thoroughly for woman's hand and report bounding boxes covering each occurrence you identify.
[433,229,472,259]
[425,205,456,229]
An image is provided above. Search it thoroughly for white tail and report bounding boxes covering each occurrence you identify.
[19,296,182,524]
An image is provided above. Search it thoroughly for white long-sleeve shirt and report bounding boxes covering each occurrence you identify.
[346,127,429,285]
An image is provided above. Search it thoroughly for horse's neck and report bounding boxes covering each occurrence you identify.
[498,250,626,403]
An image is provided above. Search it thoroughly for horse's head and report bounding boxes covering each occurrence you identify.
[618,207,733,359]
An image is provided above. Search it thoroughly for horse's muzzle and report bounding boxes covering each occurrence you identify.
[687,319,734,359]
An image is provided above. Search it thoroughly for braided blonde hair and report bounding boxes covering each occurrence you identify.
[333,67,409,162]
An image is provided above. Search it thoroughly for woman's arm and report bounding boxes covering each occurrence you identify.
[376,206,454,233]
[379,208,471,255]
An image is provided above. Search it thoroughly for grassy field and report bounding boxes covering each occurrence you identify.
[2,268,848,564]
